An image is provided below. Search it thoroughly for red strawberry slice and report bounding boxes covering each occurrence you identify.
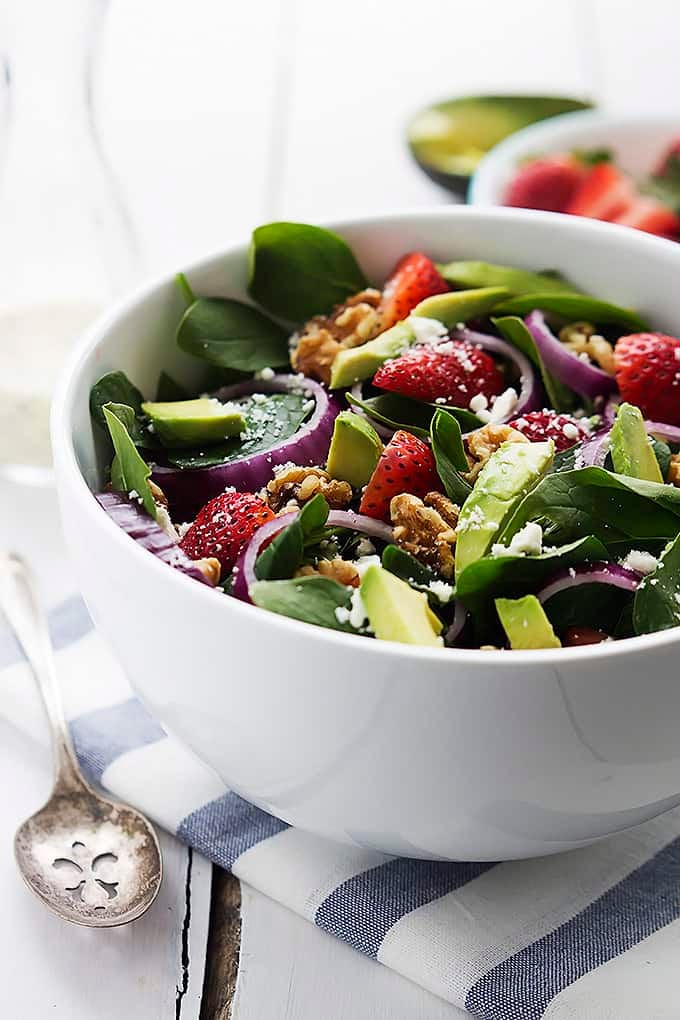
[373,343,504,407]
[504,156,586,213]
[180,490,275,575]
[379,252,449,329]
[509,410,589,452]
[359,430,440,521]
[614,332,680,426]
[565,162,635,220]
[611,197,680,238]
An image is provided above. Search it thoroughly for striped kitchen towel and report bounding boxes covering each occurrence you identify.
[3,594,680,1019]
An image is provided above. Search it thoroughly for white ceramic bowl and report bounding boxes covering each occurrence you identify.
[52,207,680,861]
[469,110,680,207]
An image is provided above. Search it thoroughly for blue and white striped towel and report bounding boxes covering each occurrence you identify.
[4,593,680,1019]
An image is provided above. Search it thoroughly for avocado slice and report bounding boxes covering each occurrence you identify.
[495,594,561,649]
[610,402,663,483]
[326,411,382,487]
[360,564,443,647]
[141,397,246,448]
[407,95,591,196]
[329,287,509,389]
[437,261,579,297]
[455,441,554,578]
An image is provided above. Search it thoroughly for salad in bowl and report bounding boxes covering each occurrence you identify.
[89,221,680,654]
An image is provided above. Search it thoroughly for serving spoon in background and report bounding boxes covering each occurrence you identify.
[0,552,162,926]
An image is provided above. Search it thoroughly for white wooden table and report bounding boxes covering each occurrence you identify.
[3,0,680,1015]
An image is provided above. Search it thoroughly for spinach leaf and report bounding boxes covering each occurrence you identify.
[254,494,330,581]
[495,293,647,331]
[437,261,579,297]
[550,443,583,474]
[430,410,472,504]
[381,544,454,605]
[455,535,609,615]
[544,583,633,635]
[493,315,576,411]
[346,391,480,440]
[633,532,680,635]
[156,371,190,402]
[166,392,309,469]
[102,404,157,519]
[499,467,680,548]
[90,371,144,430]
[177,297,289,372]
[249,576,356,633]
[650,437,672,480]
[248,222,368,321]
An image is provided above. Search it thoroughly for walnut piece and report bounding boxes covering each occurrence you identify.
[390,491,459,579]
[296,558,360,587]
[266,465,353,513]
[559,320,615,375]
[290,288,382,384]
[194,557,222,586]
[668,453,680,487]
[465,424,528,480]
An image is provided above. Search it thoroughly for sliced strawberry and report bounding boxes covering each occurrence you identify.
[509,410,589,452]
[373,343,504,407]
[504,156,586,213]
[614,332,680,425]
[359,430,440,520]
[611,196,680,238]
[565,162,635,220]
[180,490,275,575]
[379,252,449,329]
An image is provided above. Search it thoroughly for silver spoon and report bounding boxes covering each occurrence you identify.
[0,552,162,926]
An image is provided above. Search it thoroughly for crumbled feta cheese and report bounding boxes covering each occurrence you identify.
[334,605,351,624]
[563,422,580,440]
[128,489,139,500]
[177,521,193,539]
[408,315,448,345]
[348,588,368,629]
[476,387,518,424]
[355,537,376,557]
[156,504,179,542]
[491,522,543,558]
[353,554,382,578]
[621,550,659,575]
[256,366,275,380]
[428,579,454,602]
[469,393,489,414]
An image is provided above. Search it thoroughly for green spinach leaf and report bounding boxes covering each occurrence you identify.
[381,544,453,605]
[254,494,330,581]
[430,410,472,504]
[495,293,647,331]
[177,297,289,372]
[249,576,356,632]
[248,221,368,321]
[633,532,680,635]
[544,582,634,635]
[493,315,576,411]
[102,404,157,519]
[499,467,680,548]
[156,371,190,402]
[346,391,480,440]
[437,261,579,296]
[166,392,309,469]
[90,371,144,430]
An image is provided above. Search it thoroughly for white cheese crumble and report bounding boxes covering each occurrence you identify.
[476,387,518,425]
[156,504,179,542]
[563,422,580,440]
[428,579,454,602]
[256,366,275,380]
[491,522,543,558]
[620,550,659,576]
[469,393,489,414]
[408,315,449,346]
[334,588,371,630]
[353,554,382,578]
[355,537,376,557]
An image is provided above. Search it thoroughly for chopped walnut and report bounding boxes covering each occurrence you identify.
[290,288,382,384]
[390,491,459,579]
[559,320,615,375]
[668,453,680,487]
[266,465,353,513]
[194,557,221,586]
[296,558,360,587]
[465,424,528,480]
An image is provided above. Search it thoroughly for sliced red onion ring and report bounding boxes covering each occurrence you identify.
[525,310,617,400]
[444,600,468,646]
[537,561,641,605]
[450,327,542,423]
[152,374,341,520]
[232,509,393,603]
[95,491,211,585]
[645,420,680,445]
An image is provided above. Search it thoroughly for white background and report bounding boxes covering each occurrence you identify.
[3,0,680,1016]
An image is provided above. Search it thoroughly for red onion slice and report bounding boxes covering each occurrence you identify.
[444,600,468,646]
[576,426,611,468]
[645,420,680,445]
[95,491,211,585]
[537,561,642,605]
[152,374,341,520]
[525,310,617,400]
[233,509,393,602]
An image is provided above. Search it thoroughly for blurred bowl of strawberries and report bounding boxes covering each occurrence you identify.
[469,110,680,240]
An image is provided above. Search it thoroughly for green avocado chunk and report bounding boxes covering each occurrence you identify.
[436,261,579,297]
[141,398,246,448]
[610,402,663,483]
[455,440,554,578]
[495,594,561,649]
[328,287,509,389]
[360,564,443,647]
[326,411,382,488]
